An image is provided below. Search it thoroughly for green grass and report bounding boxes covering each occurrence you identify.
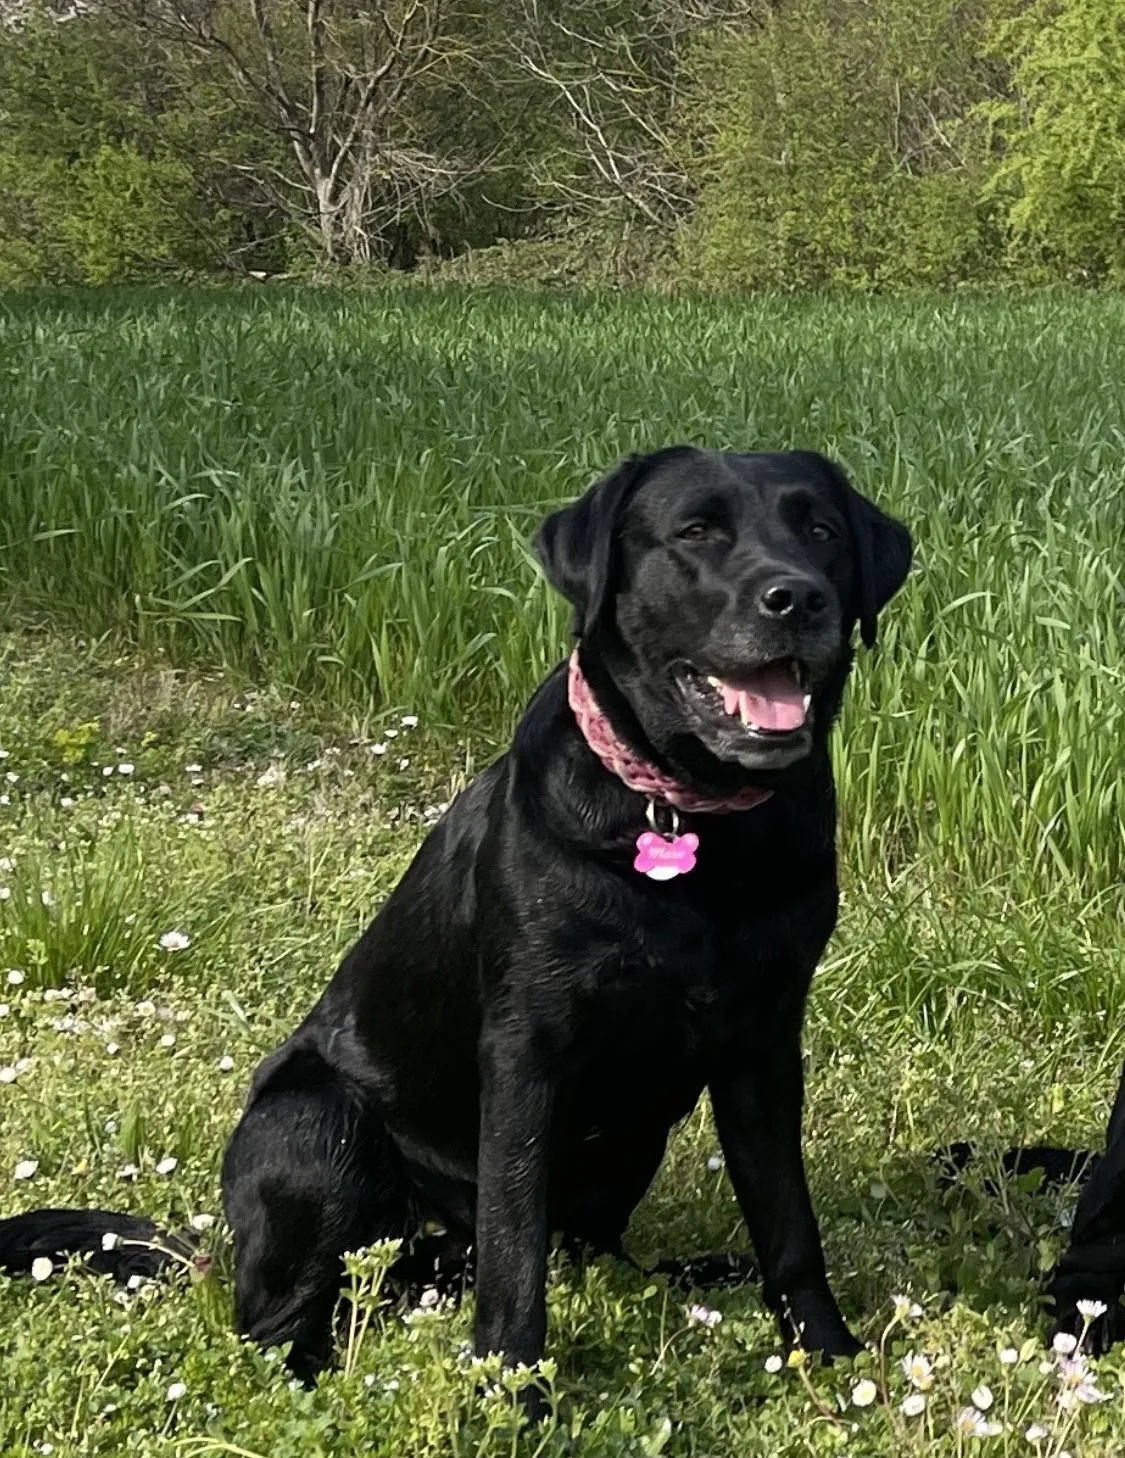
[2,287,1124,891]
[2,286,1125,1455]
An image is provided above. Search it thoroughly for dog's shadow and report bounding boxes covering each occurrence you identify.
[611,1143,1094,1335]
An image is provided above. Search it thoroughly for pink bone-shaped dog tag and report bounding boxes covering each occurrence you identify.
[633,830,699,880]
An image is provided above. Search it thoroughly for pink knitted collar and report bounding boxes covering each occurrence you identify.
[566,650,774,816]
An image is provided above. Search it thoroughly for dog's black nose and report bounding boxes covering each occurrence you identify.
[759,578,827,621]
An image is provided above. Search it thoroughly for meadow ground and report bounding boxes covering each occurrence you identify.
[1,287,1125,1456]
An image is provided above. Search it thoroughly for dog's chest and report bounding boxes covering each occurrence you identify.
[576,905,761,1060]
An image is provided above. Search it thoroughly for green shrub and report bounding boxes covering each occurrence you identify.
[681,0,1001,291]
[982,0,1125,282]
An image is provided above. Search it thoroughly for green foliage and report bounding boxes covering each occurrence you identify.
[983,0,1125,281]
[0,8,230,285]
[682,0,1001,291]
[2,0,1125,285]
[423,226,677,289]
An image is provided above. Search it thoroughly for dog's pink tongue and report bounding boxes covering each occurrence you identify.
[719,665,806,731]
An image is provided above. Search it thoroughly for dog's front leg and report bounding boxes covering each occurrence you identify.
[709,1036,860,1359]
[474,1020,555,1416]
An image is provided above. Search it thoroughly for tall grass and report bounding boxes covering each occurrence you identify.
[2,287,1123,891]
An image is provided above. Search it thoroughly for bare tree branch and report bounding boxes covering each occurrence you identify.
[96,0,470,266]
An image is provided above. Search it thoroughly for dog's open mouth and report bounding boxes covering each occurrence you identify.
[677,660,812,738]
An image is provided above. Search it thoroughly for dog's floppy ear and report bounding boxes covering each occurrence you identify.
[535,448,684,637]
[796,452,913,649]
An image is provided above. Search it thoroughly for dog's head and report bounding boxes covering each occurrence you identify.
[535,446,912,779]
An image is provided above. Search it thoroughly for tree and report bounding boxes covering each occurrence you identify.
[510,0,756,231]
[682,0,1005,290]
[984,0,1125,282]
[0,4,230,283]
[109,0,478,268]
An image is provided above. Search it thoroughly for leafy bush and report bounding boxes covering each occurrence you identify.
[0,8,227,285]
[982,0,1125,282]
[681,0,1001,291]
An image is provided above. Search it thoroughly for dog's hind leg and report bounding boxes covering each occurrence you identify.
[222,1043,412,1381]
[552,1125,759,1289]
[552,1123,672,1264]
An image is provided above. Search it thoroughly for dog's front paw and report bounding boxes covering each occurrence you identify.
[1049,1253,1125,1356]
[777,1288,862,1361]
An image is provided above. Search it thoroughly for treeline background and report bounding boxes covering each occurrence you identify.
[1,0,1122,291]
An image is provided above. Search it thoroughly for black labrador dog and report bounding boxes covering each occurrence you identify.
[0,446,912,1399]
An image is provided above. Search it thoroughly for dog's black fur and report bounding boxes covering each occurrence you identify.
[0,446,912,1396]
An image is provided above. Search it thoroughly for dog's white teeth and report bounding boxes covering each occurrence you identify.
[802,693,812,713]
[705,675,723,690]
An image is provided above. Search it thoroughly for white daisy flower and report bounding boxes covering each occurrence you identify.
[158,930,191,952]
[218,1054,235,1072]
[13,1158,39,1180]
[687,1303,722,1328]
[901,1352,934,1390]
[155,1156,178,1175]
[851,1379,877,1407]
[31,1256,53,1282]
[955,1406,1000,1437]
[764,1354,783,1373]
[166,1382,186,1401]
[902,1393,926,1417]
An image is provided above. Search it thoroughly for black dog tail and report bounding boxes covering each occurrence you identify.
[938,1142,1099,1188]
[0,1208,200,1282]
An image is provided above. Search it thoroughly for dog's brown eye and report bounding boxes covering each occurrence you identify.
[678,522,711,541]
[809,522,835,542]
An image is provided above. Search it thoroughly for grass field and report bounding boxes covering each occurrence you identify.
[2,286,1125,1456]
